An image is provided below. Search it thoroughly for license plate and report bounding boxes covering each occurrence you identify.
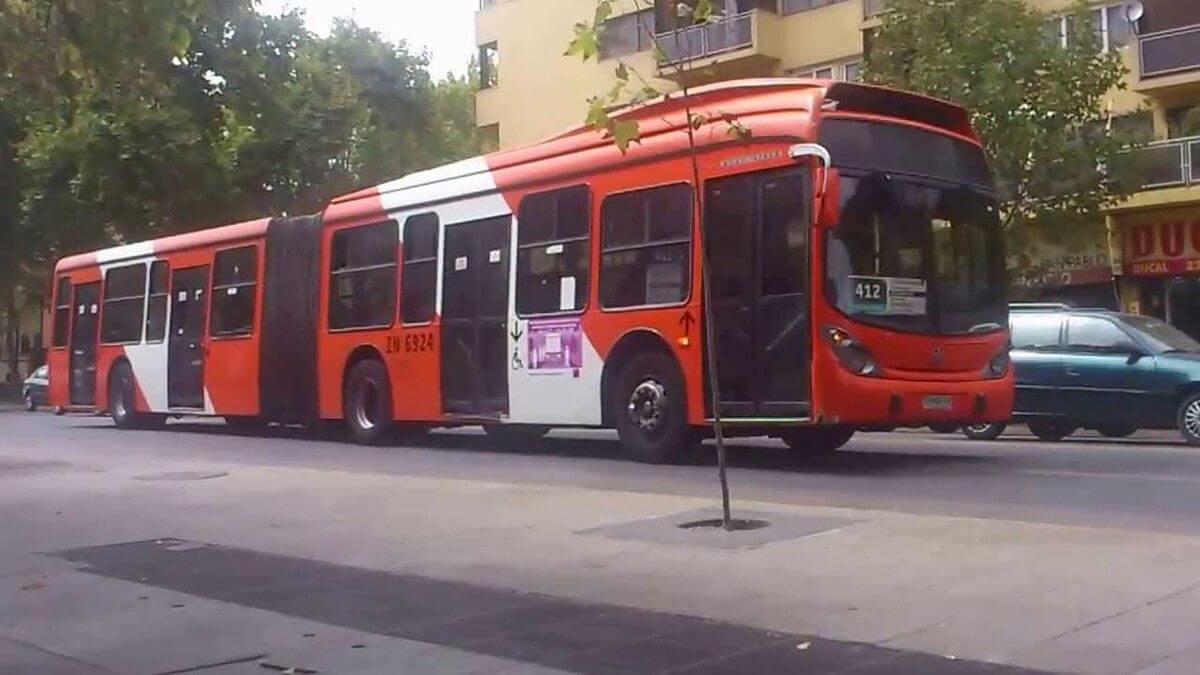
[922,395,953,411]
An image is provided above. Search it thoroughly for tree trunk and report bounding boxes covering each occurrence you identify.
[3,285,19,390]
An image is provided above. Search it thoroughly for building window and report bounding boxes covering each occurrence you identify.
[402,213,439,324]
[793,59,860,81]
[600,9,653,59]
[517,185,591,315]
[145,261,169,343]
[1051,5,1131,52]
[780,0,844,15]
[479,42,499,89]
[328,223,397,331]
[600,183,693,308]
[52,277,72,347]
[101,264,147,344]
[211,246,258,337]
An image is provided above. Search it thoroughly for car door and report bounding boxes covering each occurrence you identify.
[1061,315,1157,427]
[1008,312,1067,420]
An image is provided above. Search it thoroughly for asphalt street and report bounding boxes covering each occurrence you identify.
[8,409,1200,537]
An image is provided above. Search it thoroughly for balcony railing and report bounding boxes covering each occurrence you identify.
[1139,23,1200,79]
[658,11,753,65]
[863,0,887,19]
[1126,135,1200,189]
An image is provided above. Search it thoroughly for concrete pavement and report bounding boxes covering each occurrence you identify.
[5,414,1200,673]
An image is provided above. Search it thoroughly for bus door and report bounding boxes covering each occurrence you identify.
[440,216,511,417]
[705,167,811,418]
[168,266,210,408]
[69,282,101,406]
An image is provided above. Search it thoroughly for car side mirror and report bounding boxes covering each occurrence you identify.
[1114,341,1146,361]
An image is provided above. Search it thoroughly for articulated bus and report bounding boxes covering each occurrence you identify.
[48,79,1013,462]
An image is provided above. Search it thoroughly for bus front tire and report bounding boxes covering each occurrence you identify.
[781,426,855,453]
[344,359,393,445]
[108,362,163,430]
[610,350,696,464]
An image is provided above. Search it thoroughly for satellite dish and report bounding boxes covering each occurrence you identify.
[1124,1,1144,26]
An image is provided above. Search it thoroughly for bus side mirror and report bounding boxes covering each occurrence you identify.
[816,167,840,228]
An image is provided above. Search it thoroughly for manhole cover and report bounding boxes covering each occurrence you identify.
[134,470,228,482]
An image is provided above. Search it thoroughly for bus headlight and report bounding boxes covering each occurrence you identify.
[984,350,1010,379]
[826,326,879,377]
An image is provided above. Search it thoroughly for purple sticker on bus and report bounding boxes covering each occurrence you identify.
[527,318,583,371]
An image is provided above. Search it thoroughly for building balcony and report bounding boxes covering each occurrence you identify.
[863,0,886,19]
[655,10,781,84]
[1138,22,1200,80]
[1126,135,1200,190]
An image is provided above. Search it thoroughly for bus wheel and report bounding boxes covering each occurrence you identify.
[781,426,855,453]
[610,351,695,464]
[108,362,162,430]
[483,425,549,443]
[344,359,393,445]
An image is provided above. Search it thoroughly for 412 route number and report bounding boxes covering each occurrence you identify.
[854,279,885,301]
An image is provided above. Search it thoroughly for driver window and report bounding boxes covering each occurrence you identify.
[1067,316,1130,352]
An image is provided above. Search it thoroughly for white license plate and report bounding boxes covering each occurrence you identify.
[922,395,953,411]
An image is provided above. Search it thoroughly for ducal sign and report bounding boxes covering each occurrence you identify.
[1121,208,1200,276]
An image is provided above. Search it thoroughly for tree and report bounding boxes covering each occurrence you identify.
[569,0,755,531]
[864,0,1136,262]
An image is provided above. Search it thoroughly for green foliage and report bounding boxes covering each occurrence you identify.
[864,0,1135,254]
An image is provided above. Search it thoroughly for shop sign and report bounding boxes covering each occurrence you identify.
[1120,208,1200,276]
[1010,239,1111,289]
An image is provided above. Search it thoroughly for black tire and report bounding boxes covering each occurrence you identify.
[1098,425,1136,439]
[343,358,393,445]
[609,350,697,464]
[962,422,1006,441]
[483,425,550,442]
[1176,392,1200,446]
[108,362,163,429]
[1027,420,1077,442]
[781,426,855,453]
[928,423,958,434]
[23,389,36,412]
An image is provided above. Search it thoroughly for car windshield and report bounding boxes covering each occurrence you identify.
[824,172,1006,335]
[1118,315,1200,354]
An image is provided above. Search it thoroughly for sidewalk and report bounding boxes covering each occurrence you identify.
[5,450,1200,673]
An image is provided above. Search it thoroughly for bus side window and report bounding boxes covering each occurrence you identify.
[53,277,73,347]
[211,246,259,336]
[329,223,397,331]
[402,213,439,324]
[599,183,693,308]
[516,185,590,315]
[101,264,148,344]
[145,261,169,342]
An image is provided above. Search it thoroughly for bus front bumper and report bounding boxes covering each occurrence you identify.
[817,373,1014,427]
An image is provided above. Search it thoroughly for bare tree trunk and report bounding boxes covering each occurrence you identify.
[3,285,18,392]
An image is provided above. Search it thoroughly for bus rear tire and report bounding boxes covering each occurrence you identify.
[344,359,393,445]
[781,426,855,453]
[609,350,696,464]
[108,362,163,430]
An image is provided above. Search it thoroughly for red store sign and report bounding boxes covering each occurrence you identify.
[1122,211,1200,276]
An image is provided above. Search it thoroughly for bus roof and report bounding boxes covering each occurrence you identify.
[55,217,271,274]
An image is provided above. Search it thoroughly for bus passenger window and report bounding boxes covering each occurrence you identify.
[600,183,692,308]
[329,223,397,330]
[145,261,169,342]
[516,185,590,315]
[101,264,148,344]
[53,277,73,347]
[402,213,438,324]
[211,246,258,336]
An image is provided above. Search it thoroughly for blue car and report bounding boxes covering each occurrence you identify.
[22,365,49,412]
[963,304,1200,444]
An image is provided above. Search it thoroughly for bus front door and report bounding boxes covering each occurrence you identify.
[69,282,101,406]
[705,168,811,418]
[168,266,210,409]
[440,216,511,417]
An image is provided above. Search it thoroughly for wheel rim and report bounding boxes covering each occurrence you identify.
[627,379,667,435]
[354,382,379,431]
[113,373,129,420]
[1184,399,1200,438]
[965,424,991,434]
[24,394,34,410]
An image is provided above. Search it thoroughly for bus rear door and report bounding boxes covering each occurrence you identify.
[169,266,210,409]
[69,282,101,406]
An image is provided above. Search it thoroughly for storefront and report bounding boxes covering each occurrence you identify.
[1009,238,1117,309]
[1116,206,1200,340]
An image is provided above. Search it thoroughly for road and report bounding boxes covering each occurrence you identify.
[9,410,1200,536]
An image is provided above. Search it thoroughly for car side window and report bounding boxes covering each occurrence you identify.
[1010,314,1063,350]
[1067,316,1130,352]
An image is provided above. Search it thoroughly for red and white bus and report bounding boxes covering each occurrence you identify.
[48,79,1013,462]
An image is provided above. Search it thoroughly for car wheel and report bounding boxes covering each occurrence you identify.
[962,422,1006,441]
[1097,425,1136,439]
[1176,392,1200,446]
[343,358,393,445]
[1027,420,1078,442]
[782,426,855,452]
[23,389,36,412]
[483,425,550,442]
[609,350,697,464]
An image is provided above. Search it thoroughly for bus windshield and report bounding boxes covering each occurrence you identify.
[824,172,1006,335]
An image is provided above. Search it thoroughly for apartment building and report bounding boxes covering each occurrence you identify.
[475,0,1200,336]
